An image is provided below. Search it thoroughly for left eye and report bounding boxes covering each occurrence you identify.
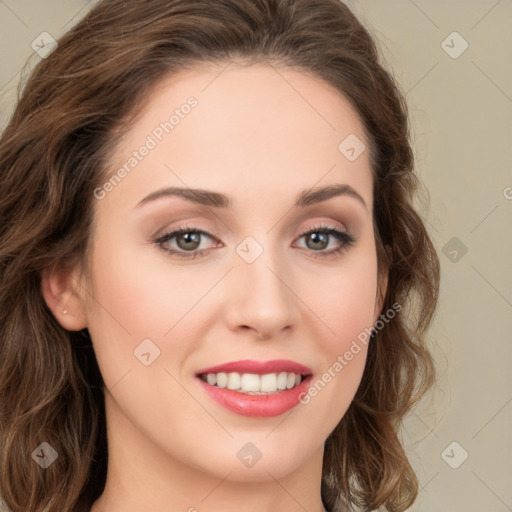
[155,225,355,260]
[295,227,354,253]
[155,226,217,258]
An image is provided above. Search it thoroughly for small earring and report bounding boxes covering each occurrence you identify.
[62,310,68,314]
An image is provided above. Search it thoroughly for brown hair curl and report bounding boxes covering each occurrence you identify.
[0,1,440,511]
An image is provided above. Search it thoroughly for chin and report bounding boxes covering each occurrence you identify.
[189,434,321,483]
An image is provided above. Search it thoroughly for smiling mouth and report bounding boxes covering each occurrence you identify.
[198,371,308,395]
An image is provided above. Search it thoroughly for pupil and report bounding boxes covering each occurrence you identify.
[178,232,200,250]
[307,232,328,250]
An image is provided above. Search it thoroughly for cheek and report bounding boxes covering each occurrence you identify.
[319,280,373,392]
[86,235,210,339]
[83,234,221,388]
[309,251,378,353]
[300,248,377,410]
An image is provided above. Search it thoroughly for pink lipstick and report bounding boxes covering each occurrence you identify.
[195,359,313,417]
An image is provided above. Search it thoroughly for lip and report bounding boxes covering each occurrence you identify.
[195,359,313,375]
[195,359,313,418]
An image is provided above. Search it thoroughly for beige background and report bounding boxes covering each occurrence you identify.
[1,1,511,511]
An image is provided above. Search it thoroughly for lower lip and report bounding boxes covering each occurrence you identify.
[197,376,313,417]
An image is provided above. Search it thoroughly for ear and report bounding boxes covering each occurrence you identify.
[40,261,88,331]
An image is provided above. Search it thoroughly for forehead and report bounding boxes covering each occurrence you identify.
[102,61,373,214]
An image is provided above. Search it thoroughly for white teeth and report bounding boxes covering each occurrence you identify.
[260,373,277,392]
[216,372,228,388]
[227,372,241,390]
[241,373,260,392]
[277,372,288,390]
[201,371,304,394]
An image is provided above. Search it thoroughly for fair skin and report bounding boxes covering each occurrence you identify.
[42,61,387,512]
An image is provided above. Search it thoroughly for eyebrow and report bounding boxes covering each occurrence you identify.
[135,183,367,211]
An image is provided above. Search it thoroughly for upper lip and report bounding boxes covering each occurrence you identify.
[195,359,313,376]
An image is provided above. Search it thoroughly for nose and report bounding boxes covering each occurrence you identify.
[224,245,299,341]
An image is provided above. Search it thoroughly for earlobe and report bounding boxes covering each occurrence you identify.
[40,263,88,331]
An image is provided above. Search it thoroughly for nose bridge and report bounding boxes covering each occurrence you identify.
[226,234,297,337]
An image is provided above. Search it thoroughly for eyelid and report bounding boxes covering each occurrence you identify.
[296,221,347,238]
[154,221,355,259]
[154,223,221,242]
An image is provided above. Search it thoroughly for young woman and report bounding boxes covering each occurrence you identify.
[0,1,439,511]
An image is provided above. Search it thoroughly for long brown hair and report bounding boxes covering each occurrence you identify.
[0,1,440,510]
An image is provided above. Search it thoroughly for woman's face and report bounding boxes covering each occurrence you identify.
[72,62,386,484]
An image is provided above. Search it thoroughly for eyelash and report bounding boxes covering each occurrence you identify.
[154,223,355,260]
